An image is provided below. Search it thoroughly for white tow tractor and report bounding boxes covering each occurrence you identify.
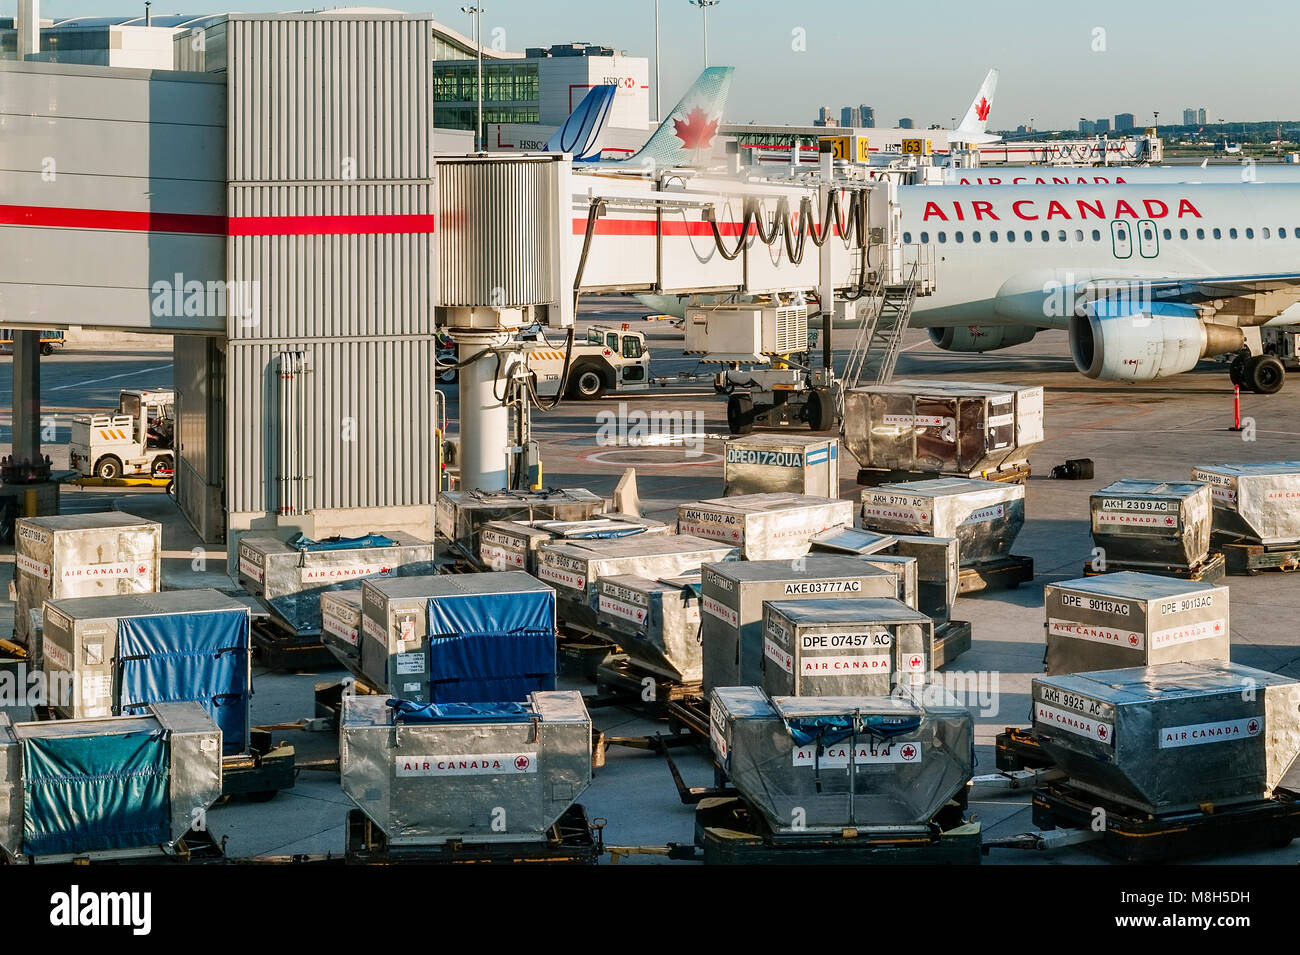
[69,388,176,480]
[525,324,650,400]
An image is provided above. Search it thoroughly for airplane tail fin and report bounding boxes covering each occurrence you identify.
[620,66,735,169]
[545,84,618,162]
[956,68,999,135]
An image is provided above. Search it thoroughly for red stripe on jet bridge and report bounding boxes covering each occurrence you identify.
[572,217,845,239]
[1,204,436,236]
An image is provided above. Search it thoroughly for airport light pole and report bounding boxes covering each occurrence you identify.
[461,4,484,151]
[654,0,661,122]
[690,0,719,68]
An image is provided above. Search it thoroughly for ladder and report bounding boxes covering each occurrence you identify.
[842,261,921,389]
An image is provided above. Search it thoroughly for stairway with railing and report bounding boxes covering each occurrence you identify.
[841,261,922,390]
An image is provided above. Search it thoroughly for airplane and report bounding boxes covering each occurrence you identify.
[900,182,1300,393]
[597,66,735,170]
[543,84,618,161]
[944,158,1300,186]
[948,68,1001,145]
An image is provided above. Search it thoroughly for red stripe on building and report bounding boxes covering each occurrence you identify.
[228,214,437,236]
[1,204,436,237]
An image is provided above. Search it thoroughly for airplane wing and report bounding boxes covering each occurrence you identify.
[1091,271,1300,302]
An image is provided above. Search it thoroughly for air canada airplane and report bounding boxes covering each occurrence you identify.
[944,159,1300,186]
[900,182,1300,392]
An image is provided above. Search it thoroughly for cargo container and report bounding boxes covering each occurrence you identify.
[236,531,434,636]
[761,598,932,697]
[320,589,365,673]
[436,488,606,561]
[1032,662,1300,815]
[339,691,591,845]
[710,687,974,834]
[479,514,669,575]
[842,379,1043,481]
[722,434,840,497]
[677,493,854,561]
[595,574,702,684]
[861,478,1025,567]
[700,556,898,693]
[358,572,556,704]
[12,512,162,667]
[537,534,735,630]
[1192,462,1300,545]
[1090,480,1212,569]
[1044,573,1229,675]
[41,590,251,755]
[858,554,918,609]
[0,703,222,861]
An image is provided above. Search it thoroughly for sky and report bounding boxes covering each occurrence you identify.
[16,0,1300,129]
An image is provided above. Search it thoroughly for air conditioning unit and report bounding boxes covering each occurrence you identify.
[684,304,809,360]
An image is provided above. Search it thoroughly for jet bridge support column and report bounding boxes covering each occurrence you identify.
[456,333,516,492]
[0,330,58,522]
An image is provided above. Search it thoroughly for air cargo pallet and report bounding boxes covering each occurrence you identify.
[1214,534,1300,576]
[221,729,296,801]
[556,628,617,682]
[250,616,337,672]
[994,726,1054,771]
[666,696,712,742]
[592,657,702,719]
[3,827,228,866]
[343,804,602,865]
[694,796,981,865]
[957,555,1034,594]
[934,619,973,667]
[1081,551,1226,583]
[856,463,1031,488]
[1025,781,1300,863]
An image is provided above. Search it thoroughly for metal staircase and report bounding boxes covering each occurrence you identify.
[842,261,922,389]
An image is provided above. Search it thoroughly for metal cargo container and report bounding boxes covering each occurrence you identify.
[701,557,899,693]
[358,572,556,704]
[1044,572,1229,675]
[339,691,591,845]
[812,530,959,623]
[538,535,736,630]
[237,532,435,636]
[41,590,252,755]
[722,434,840,497]
[1090,480,1212,568]
[710,688,974,834]
[842,379,1044,479]
[480,514,669,575]
[861,478,1025,566]
[677,493,855,561]
[12,513,162,665]
[320,589,365,673]
[761,598,933,698]
[595,574,701,684]
[857,554,918,609]
[436,488,606,561]
[808,527,897,556]
[1192,462,1300,545]
[1032,662,1300,815]
[0,702,222,861]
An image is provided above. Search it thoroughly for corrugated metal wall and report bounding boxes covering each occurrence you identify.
[225,15,432,184]
[225,339,436,515]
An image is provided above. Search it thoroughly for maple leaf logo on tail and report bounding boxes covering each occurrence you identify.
[673,107,719,151]
[975,96,991,122]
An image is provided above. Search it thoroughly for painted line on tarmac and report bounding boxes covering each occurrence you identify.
[49,363,173,392]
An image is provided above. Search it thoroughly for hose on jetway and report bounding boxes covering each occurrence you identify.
[704,186,871,267]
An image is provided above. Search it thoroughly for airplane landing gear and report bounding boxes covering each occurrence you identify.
[1230,350,1285,395]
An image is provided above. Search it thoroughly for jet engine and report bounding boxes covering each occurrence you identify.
[928,324,1037,352]
[1069,301,1243,382]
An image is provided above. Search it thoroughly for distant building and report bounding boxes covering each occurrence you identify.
[1183,108,1196,126]
[860,105,875,128]
[841,106,861,127]
[1095,118,1110,133]
[1114,112,1137,132]
[898,117,914,129]
[1197,107,1207,125]
[1079,118,1095,134]
[813,106,835,127]
[0,13,224,69]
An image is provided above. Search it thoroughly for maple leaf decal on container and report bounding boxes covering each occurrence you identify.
[974,97,991,122]
[673,107,719,150]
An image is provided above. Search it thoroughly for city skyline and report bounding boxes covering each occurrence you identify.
[16,0,1300,128]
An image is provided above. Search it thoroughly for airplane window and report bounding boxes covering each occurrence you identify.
[938,232,947,242]
[1229,228,1238,239]
[1041,230,1050,241]
[1143,228,1153,241]
[1212,228,1221,239]
[1263,228,1271,239]
[1092,230,1101,241]
[1245,228,1254,239]
[972,232,981,243]
[1162,229,1171,240]
[1197,228,1205,239]
[989,231,998,243]
[1282,228,1288,238]
[1117,228,1127,242]
[1180,229,1188,239]
[903,232,913,243]
[955,232,964,243]
[1074,230,1084,242]
[1024,231,1033,242]
[1007,231,1015,242]
[920,231,930,243]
